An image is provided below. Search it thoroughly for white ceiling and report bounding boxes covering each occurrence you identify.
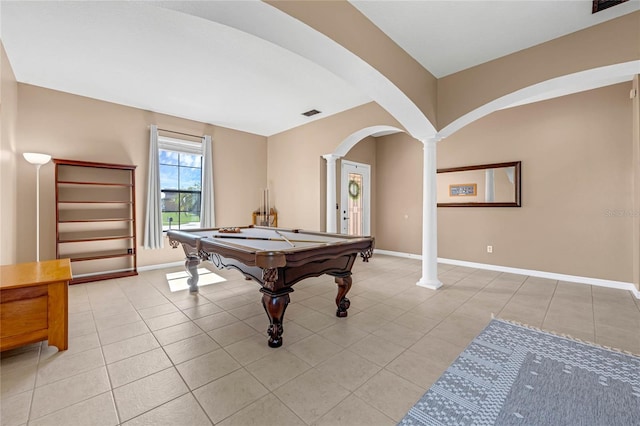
[2,1,638,137]
[352,0,639,78]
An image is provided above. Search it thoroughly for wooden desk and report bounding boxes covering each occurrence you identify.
[0,259,72,352]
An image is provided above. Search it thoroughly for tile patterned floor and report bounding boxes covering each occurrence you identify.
[2,255,639,426]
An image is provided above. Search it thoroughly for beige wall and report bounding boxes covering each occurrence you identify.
[375,83,633,282]
[269,83,635,283]
[0,41,19,265]
[375,134,424,253]
[11,82,631,282]
[439,84,633,283]
[267,101,401,230]
[15,84,267,267]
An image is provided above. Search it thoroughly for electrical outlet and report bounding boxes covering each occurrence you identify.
[487,245,493,253]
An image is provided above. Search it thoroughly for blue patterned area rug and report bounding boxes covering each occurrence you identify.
[399,318,640,426]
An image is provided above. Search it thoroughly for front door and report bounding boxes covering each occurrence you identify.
[340,160,371,236]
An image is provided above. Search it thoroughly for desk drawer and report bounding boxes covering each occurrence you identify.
[0,291,48,338]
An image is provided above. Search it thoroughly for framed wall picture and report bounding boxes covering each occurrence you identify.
[449,183,477,197]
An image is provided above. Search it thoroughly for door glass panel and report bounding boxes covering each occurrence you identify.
[347,173,363,235]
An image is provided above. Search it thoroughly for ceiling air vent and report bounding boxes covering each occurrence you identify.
[592,0,628,13]
[302,109,321,117]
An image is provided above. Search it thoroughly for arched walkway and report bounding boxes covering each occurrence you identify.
[323,125,442,289]
[322,125,404,234]
[322,62,639,291]
[162,2,638,292]
[440,61,639,138]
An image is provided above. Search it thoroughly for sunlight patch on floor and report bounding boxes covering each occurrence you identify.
[166,268,226,292]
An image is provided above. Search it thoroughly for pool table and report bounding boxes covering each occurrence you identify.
[167,226,374,347]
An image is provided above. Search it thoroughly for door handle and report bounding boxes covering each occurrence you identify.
[343,217,350,220]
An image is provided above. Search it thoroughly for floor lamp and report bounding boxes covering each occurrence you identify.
[23,152,52,262]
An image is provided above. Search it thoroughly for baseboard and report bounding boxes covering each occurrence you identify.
[373,249,640,299]
[374,249,423,260]
[137,261,185,272]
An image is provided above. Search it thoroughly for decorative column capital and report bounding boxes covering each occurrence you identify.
[322,154,341,163]
[421,134,443,145]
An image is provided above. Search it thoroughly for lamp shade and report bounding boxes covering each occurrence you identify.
[23,152,51,165]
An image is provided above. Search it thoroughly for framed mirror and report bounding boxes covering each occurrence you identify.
[437,161,521,207]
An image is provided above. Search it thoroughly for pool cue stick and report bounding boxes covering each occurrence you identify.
[214,235,275,241]
[275,230,295,247]
[212,235,327,244]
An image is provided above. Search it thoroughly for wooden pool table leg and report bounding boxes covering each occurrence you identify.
[185,254,200,293]
[335,275,352,317]
[260,290,290,348]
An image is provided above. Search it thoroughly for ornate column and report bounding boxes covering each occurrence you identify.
[632,75,640,292]
[417,137,442,289]
[322,154,340,233]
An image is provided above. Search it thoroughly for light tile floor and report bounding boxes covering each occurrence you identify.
[2,255,640,426]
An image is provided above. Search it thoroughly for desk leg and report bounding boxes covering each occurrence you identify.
[260,289,290,348]
[47,281,68,351]
[335,275,352,318]
[185,255,200,293]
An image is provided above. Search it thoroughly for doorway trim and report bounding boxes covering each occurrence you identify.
[340,160,371,236]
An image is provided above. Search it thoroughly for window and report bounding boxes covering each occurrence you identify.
[158,138,202,231]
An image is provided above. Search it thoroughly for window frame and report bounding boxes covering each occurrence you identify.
[158,136,203,231]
